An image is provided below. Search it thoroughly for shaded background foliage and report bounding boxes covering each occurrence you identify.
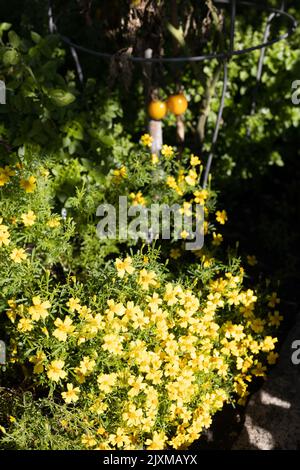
[1,1,299,299]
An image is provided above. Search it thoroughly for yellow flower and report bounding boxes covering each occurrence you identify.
[61,383,80,404]
[268,311,283,327]
[216,210,228,225]
[185,169,198,186]
[97,373,117,393]
[190,155,201,166]
[267,351,279,365]
[260,336,277,352]
[179,202,192,216]
[130,191,146,206]
[115,257,135,278]
[30,351,46,374]
[193,189,208,205]
[76,356,96,377]
[20,175,36,193]
[28,296,51,321]
[151,153,159,165]
[53,316,75,342]
[138,269,157,290]
[0,219,10,246]
[180,229,189,239]
[0,425,6,434]
[0,166,15,186]
[170,248,181,259]
[66,297,81,313]
[10,248,27,263]
[212,232,223,246]
[161,145,174,158]
[102,333,124,355]
[122,404,143,427]
[268,292,280,308]
[109,428,131,449]
[47,359,67,382]
[81,434,97,448]
[145,431,167,450]
[17,318,33,332]
[140,133,153,147]
[47,217,61,228]
[247,255,258,266]
[21,210,36,227]
[113,166,127,181]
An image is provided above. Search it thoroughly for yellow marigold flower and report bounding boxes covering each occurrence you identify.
[268,310,283,327]
[130,191,146,206]
[106,299,126,319]
[97,373,117,393]
[10,248,27,264]
[151,153,159,165]
[190,155,201,166]
[166,175,177,190]
[185,169,198,186]
[249,317,265,333]
[0,425,6,434]
[267,351,279,365]
[212,232,223,246]
[47,217,61,228]
[17,318,33,332]
[180,229,189,239]
[0,166,15,186]
[53,316,75,342]
[20,175,36,193]
[0,219,10,246]
[140,133,153,147]
[66,297,81,313]
[138,269,157,290]
[247,255,258,266]
[29,351,46,374]
[179,202,192,216]
[268,292,280,308]
[145,431,167,450]
[109,428,131,449]
[113,165,127,181]
[47,359,67,382]
[115,256,134,278]
[122,404,143,427]
[81,434,97,448]
[128,375,146,397]
[216,210,228,225]
[260,336,278,352]
[193,189,208,205]
[21,210,36,227]
[170,248,181,259]
[61,383,80,404]
[76,356,96,377]
[161,145,174,158]
[102,333,124,355]
[28,296,51,321]
[90,399,108,416]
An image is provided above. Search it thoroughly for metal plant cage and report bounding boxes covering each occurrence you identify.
[51,0,297,187]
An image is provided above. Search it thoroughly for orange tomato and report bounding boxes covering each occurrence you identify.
[167,94,188,115]
[148,100,167,120]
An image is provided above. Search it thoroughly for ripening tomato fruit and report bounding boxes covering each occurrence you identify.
[148,100,167,120]
[167,94,188,115]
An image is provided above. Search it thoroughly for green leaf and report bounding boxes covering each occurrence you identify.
[0,23,11,32]
[48,89,76,107]
[31,31,41,44]
[3,49,19,66]
[8,30,21,48]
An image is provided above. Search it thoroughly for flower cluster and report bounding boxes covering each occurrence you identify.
[4,254,281,450]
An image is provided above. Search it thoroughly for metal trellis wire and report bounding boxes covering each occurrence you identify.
[51,0,297,188]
